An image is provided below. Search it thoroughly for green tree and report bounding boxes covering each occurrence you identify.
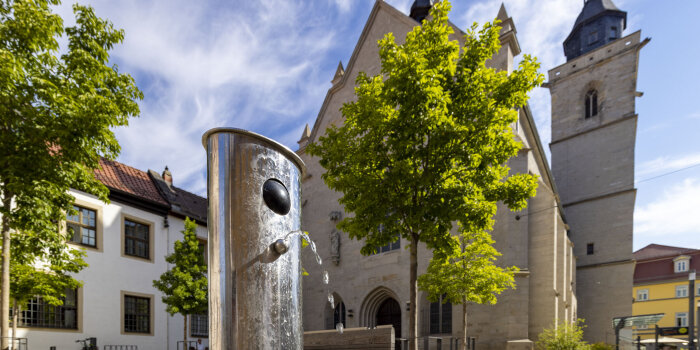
[306,1,541,348]
[9,236,87,345]
[535,320,591,350]
[418,229,517,350]
[153,218,208,344]
[0,0,142,347]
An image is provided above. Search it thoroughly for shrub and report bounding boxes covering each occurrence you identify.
[535,319,591,350]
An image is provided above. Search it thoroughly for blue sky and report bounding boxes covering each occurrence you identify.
[56,0,700,251]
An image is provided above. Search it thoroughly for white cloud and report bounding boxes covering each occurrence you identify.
[332,0,352,13]
[58,0,348,195]
[637,153,700,178]
[386,0,413,14]
[635,178,700,237]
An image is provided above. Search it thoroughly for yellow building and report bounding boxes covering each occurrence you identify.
[633,244,699,342]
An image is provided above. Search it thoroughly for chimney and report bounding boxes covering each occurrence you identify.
[162,166,173,187]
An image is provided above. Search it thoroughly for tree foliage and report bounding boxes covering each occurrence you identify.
[11,235,87,307]
[419,230,517,306]
[535,320,591,350]
[153,218,208,342]
[0,0,142,346]
[419,229,517,350]
[306,1,541,347]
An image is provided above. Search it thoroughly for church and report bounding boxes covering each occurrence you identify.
[297,0,645,348]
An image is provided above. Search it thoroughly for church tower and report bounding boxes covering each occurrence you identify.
[547,0,649,343]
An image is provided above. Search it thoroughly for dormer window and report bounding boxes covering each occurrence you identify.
[588,31,598,45]
[610,27,618,40]
[585,90,598,119]
[674,256,690,273]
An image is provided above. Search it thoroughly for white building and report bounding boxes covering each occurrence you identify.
[13,159,209,350]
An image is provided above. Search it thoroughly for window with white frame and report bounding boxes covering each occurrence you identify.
[676,312,688,327]
[636,289,649,301]
[674,257,690,273]
[676,285,688,298]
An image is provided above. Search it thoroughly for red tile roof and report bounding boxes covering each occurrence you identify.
[95,158,169,206]
[634,244,700,284]
[633,244,698,261]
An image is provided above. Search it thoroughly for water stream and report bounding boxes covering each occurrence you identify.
[286,231,334,308]
[286,230,342,332]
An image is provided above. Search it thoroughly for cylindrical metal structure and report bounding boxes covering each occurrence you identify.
[203,128,305,350]
[690,271,696,350]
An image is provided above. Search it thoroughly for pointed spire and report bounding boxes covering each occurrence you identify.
[331,61,345,85]
[564,0,627,60]
[496,3,508,22]
[301,124,311,139]
[297,124,312,150]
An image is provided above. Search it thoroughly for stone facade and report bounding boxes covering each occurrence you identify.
[298,2,576,349]
[548,27,648,343]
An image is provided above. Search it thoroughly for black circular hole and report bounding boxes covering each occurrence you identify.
[262,179,291,215]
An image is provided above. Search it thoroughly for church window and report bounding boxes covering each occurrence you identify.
[584,90,598,119]
[586,243,594,255]
[429,295,451,334]
[334,301,346,328]
[372,225,400,254]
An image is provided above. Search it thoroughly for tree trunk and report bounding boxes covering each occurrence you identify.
[11,301,17,350]
[184,314,188,346]
[409,234,418,350]
[462,300,467,350]
[1,194,12,350]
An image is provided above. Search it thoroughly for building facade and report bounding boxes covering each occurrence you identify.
[297,1,577,349]
[632,244,700,342]
[13,159,210,350]
[547,0,648,343]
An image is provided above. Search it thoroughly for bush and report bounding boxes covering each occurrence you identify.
[590,343,614,350]
[535,319,591,350]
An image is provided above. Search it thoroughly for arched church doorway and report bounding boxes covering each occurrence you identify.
[376,298,401,349]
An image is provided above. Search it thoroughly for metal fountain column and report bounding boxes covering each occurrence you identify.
[203,128,306,350]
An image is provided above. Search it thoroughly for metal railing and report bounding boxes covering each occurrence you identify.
[396,336,476,350]
[1,337,27,350]
[176,340,198,350]
[103,345,138,350]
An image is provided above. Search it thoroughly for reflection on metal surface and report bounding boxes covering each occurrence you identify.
[204,128,305,350]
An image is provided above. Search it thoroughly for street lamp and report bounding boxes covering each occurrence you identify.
[690,270,696,350]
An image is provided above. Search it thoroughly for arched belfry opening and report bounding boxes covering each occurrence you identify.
[585,89,598,118]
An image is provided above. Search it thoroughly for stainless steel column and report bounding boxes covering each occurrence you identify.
[203,128,305,350]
